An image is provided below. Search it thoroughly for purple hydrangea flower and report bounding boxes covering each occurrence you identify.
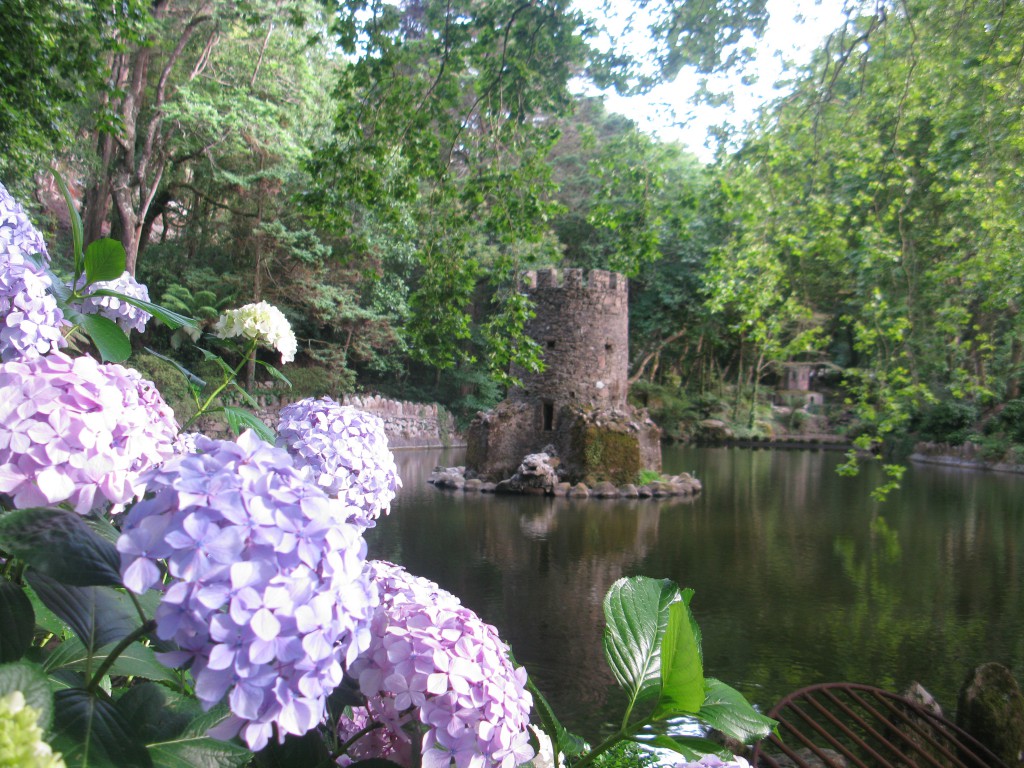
[345,561,534,768]
[74,270,152,334]
[276,397,401,529]
[0,351,178,513]
[0,182,67,361]
[117,430,379,752]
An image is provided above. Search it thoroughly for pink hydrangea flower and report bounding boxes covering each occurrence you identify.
[345,561,534,768]
[0,351,178,513]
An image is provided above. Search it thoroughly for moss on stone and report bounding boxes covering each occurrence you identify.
[575,423,641,486]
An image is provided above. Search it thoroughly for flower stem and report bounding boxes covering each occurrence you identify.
[86,619,157,693]
[182,340,258,429]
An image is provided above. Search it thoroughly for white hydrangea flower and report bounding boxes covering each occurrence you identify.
[213,301,296,363]
[0,691,66,768]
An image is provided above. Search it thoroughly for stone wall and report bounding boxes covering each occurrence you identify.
[510,268,629,409]
[198,388,459,449]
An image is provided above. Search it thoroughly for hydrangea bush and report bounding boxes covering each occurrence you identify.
[0,351,178,513]
[0,182,66,362]
[73,270,153,333]
[118,430,377,750]
[277,397,401,528]
[214,301,297,364]
[0,180,775,768]
[345,561,534,768]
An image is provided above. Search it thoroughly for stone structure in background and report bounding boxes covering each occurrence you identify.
[466,268,661,485]
[956,662,1024,764]
[775,361,825,406]
[200,389,456,449]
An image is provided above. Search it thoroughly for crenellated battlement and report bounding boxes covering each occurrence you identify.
[520,268,627,295]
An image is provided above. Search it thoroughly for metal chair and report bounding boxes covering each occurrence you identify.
[749,682,1010,768]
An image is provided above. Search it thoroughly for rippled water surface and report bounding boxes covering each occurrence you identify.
[364,445,1024,742]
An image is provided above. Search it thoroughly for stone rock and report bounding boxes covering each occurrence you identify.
[957,662,1024,765]
[495,479,516,495]
[567,482,590,499]
[699,419,734,441]
[554,482,572,496]
[507,452,559,494]
[592,481,620,498]
[619,483,639,498]
[636,485,653,498]
[480,482,497,493]
[464,478,482,491]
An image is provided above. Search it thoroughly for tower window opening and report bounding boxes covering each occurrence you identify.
[605,343,613,351]
[542,401,554,431]
[547,340,556,349]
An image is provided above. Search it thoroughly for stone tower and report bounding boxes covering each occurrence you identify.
[466,268,661,484]
[510,268,629,412]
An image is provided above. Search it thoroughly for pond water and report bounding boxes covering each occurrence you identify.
[363,444,1024,743]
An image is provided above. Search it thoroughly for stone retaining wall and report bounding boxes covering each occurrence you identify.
[198,387,461,449]
[910,441,1024,475]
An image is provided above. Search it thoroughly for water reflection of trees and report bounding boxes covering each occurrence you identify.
[372,447,1024,739]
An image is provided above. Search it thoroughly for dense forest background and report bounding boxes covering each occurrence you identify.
[4,0,1024,476]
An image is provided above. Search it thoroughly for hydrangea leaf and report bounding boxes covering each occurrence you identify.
[641,734,734,762]
[53,687,152,768]
[523,675,588,758]
[83,238,127,285]
[0,660,52,730]
[76,312,132,362]
[697,678,778,742]
[27,573,138,652]
[222,407,275,443]
[653,592,704,718]
[0,581,34,662]
[91,289,198,331]
[602,576,682,709]
[0,507,122,587]
[254,359,292,386]
[117,686,252,768]
[42,638,179,686]
[50,169,83,263]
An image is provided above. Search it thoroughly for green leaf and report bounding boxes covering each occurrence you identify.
[602,576,682,710]
[697,678,778,743]
[654,594,705,718]
[53,688,153,768]
[0,581,35,662]
[642,734,733,762]
[146,701,252,768]
[84,238,127,284]
[23,580,70,637]
[77,312,132,362]
[254,360,292,387]
[116,684,200,745]
[0,660,53,730]
[91,290,199,331]
[222,407,275,443]
[43,637,179,685]
[27,574,138,652]
[228,382,259,409]
[0,507,122,587]
[524,677,588,759]
[143,347,207,391]
[51,169,83,265]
